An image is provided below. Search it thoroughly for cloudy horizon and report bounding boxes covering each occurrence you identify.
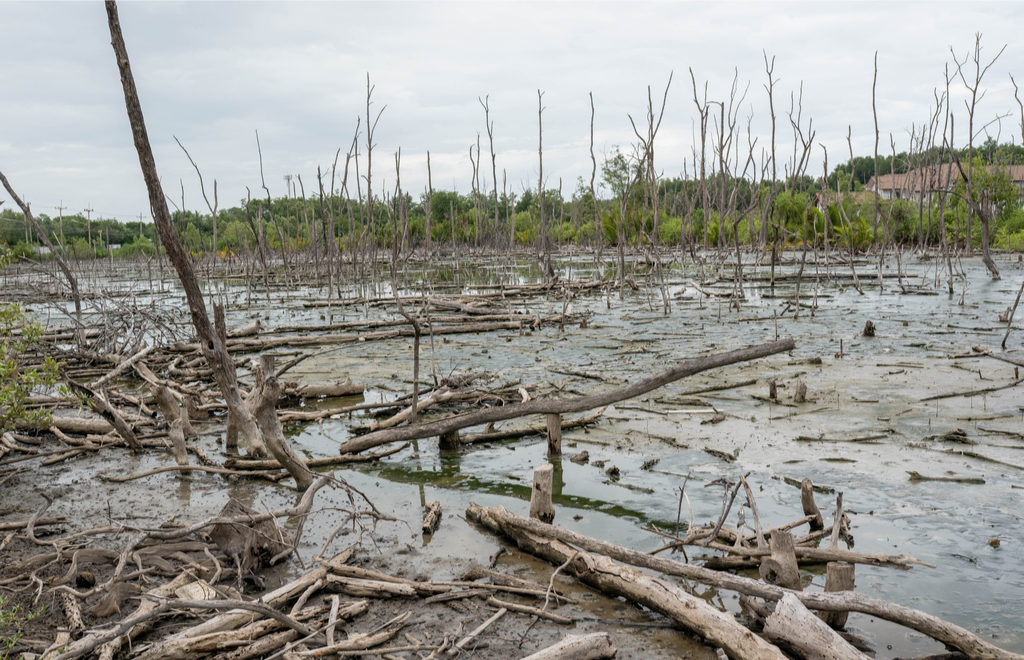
[2,1,1023,224]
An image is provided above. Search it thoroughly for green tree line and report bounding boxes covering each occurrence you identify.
[3,139,1023,258]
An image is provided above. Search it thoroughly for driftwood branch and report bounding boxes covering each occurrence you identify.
[338,338,794,453]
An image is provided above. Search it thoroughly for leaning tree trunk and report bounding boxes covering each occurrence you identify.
[105,0,267,455]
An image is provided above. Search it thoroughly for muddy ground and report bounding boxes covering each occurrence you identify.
[2,250,1023,658]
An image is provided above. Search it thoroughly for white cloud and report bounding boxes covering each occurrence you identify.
[1,1,1022,219]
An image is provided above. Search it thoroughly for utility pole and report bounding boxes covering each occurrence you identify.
[54,202,66,245]
[138,212,146,239]
[83,205,94,248]
[284,174,293,198]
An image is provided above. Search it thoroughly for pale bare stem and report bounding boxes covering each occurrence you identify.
[1012,75,1024,145]
[537,89,550,276]
[762,51,778,252]
[479,95,499,248]
[589,92,601,264]
[947,34,1006,279]
[174,136,219,295]
[0,171,85,348]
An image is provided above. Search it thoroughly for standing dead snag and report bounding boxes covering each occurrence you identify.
[0,171,86,349]
[105,0,266,456]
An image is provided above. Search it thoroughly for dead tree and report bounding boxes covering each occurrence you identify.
[0,172,85,349]
[950,34,1007,280]
[480,95,499,248]
[537,89,551,276]
[589,92,603,265]
[105,0,269,456]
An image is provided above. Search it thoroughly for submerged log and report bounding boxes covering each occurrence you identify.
[338,339,795,454]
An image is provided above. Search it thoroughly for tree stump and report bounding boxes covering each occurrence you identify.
[862,320,875,337]
[794,380,807,403]
[546,413,562,456]
[439,429,460,450]
[801,478,824,531]
[819,562,856,629]
[758,529,801,590]
[529,464,555,523]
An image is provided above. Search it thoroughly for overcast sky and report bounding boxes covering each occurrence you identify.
[2,1,1023,224]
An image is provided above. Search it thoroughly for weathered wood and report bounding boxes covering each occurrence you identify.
[66,379,141,452]
[448,608,507,656]
[520,632,616,660]
[325,575,418,598]
[487,596,573,624]
[338,339,795,454]
[530,464,555,523]
[801,478,825,531]
[463,504,1021,660]
[106,3,268,457]
[125,551,352,660]
[439,428,461,450]
[820,562,856,629]
[247,355,314,491]
[546,413,562,456]
[467,504,786,660]
[227,318,261,337]
[461,409,605,445]
[422,500,442,534]
[222,442,408,471]
[154,385,188,471]
[287,379,363,399]
[759,529,802,590]
[763,593,869,660]
[54,573,193,660]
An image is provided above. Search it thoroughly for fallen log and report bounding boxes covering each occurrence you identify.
[520,632,616,660]
[120,550,353,660]
[467,504,786,659]
[465,504,1022,660]
[338,339,795,454]
[286,379,364,399]
[65,379,142,452]
[763,593,869,660]
[461,408,605,444]
[223,443,409,471]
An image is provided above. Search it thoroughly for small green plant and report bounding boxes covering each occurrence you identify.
[0,244,60,433]
[0,594,46,659]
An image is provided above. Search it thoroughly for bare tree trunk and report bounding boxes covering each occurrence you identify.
[872,52,881,244]
[537,89,550,277]
[105,0,267,456]
[0,172,85,349]
[589,92,603,266]
[951,35,1005,280]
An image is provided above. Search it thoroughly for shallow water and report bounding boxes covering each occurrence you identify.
[10,250,1024,657]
